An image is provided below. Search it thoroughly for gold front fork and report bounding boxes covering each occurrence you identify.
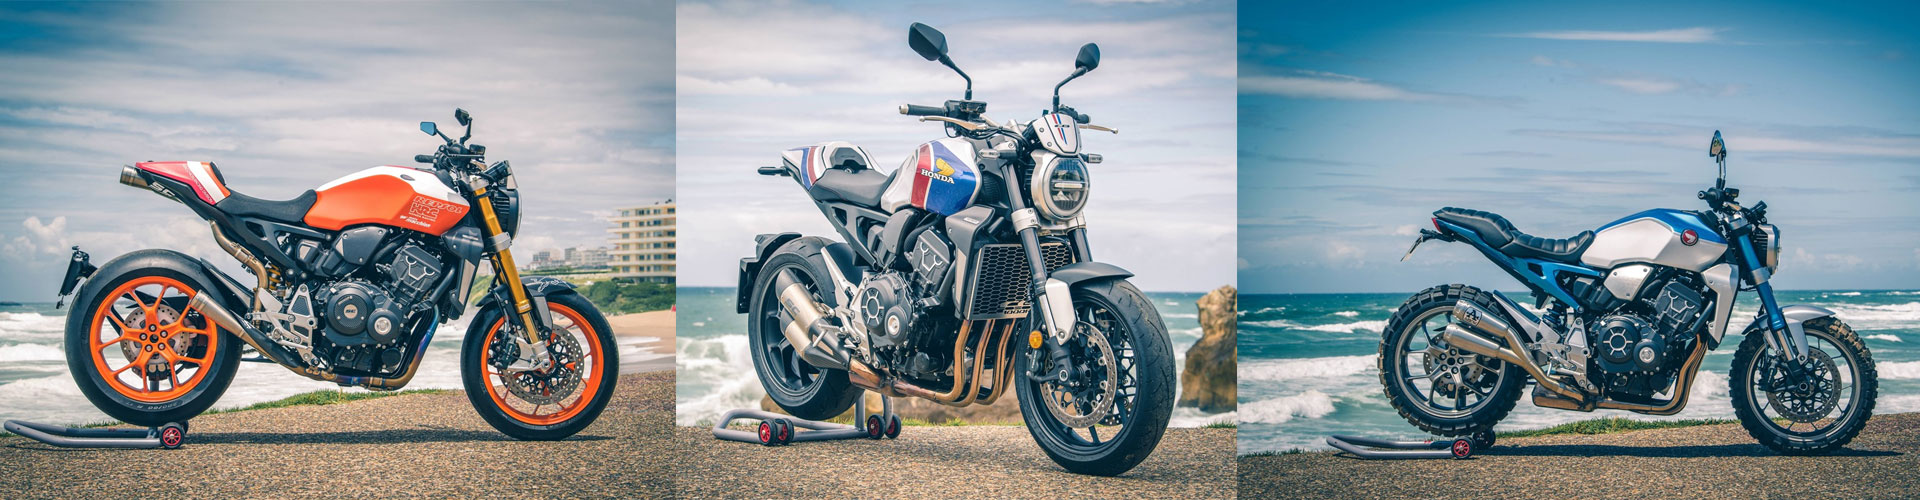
[472,185,543,339]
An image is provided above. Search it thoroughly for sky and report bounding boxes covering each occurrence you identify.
[1240,0,1920,294]
[0,2,674,302]
[674,0,1237,292]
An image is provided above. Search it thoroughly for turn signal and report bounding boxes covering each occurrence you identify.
[1028,330,1044,349]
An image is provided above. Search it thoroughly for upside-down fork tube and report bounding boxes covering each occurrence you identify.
[472,183,543,344]
[1440,300,1586,404]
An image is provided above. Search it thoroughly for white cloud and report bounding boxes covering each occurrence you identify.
[1529,55,1576,68]
[1504,27,1724,43]
[1514,128,1920,158]
[1594,77,1741,96]
[1241,72,1434,101]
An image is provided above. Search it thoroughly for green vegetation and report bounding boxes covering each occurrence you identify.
[1240,449,1308,457]
[581,279,675,314]
[206,389,454,415]
[1203,421,1238,429]
[1497,416,1736,438]
[464,274,675,315]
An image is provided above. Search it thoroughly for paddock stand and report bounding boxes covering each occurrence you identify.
[1325,430,1494,460]
[4,420,190,450]
[712,391,899,446]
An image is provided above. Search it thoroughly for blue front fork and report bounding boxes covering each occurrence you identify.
[1738,236,1799,360]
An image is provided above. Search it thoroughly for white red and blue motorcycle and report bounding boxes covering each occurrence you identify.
[736,23,1175,475]
[1390,131,1875,454]
[56,109,617,440]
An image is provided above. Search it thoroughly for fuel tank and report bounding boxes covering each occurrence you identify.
[1580,209,1726,272]
[890,138,979,216]
[304,166,469,235]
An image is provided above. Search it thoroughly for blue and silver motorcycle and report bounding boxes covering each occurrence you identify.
[1389,131,1875,454]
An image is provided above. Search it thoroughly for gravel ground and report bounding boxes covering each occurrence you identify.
[0,370,676,499]
[1240,412,1920,499]
[673,425,1235,499]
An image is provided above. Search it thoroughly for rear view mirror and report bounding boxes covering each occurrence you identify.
[1708,130,1726,159]
[420,121,437,136]
[1075,43,1101,72]
[455,109,472,126]
[908,23,948,62]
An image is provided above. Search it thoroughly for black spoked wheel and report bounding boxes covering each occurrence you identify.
[1379,285,1525,437]
[1731,317,1876,455]
[1016,279,1173,477]
[748,247,859,420]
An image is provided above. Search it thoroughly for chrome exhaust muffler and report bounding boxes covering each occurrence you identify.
[773,268,851,370]
[119,166,150,189]
[1440,299,1586,403]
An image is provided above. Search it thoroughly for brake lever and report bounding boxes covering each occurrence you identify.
[1083,124,1118,134]
[921,116,984,131]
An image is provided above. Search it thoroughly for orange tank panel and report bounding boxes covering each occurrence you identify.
[304,174,469,235]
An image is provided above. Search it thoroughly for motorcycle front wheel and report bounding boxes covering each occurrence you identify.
[1730,317,1876,455]
[462,292,618,440]
[1015,278,1174,477]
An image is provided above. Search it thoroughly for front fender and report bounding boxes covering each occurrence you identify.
[1049,261,1134,288]
[1742,304,1836,358]
[477,275,576,329]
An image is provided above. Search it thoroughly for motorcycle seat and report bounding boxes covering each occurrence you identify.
[809,163,895,208]
[216,189,318,223]
[1434,207,1592,263]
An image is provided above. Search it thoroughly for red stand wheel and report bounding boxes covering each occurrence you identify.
[158,423,185,449]
[773,418,793,445]
[865,415,884,439]
[1450,439,1472,459]
[757,421,776,446]
[884,415,900,439]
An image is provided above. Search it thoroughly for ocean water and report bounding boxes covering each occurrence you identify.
[1237,290,1920,454]
[674,286,1231,427]
[0,301,666,426]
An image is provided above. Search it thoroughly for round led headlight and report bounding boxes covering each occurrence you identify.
[1032,155,1089,220]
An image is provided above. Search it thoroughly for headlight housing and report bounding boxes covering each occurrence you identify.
[1031,155,1089,221]
[1757,224,1779,273]
[491,185,519,238]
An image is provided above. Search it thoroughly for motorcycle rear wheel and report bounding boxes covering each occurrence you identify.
[746,242,859,420]
[1378,284,1525,437]
[66,257,240,427]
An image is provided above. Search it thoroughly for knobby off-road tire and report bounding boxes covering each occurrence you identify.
[1730,317,1877,455]
[1378,284,1526,437]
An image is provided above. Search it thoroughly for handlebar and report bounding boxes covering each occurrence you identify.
[1055,105,1090,124]
[757,166,790,177]
[900,104,945,117]
[414,154,435,164]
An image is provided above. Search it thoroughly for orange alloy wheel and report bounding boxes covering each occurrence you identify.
[482,303,606,426]
[89,276,220,403]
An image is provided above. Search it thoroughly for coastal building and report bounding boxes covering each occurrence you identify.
[608,200,675,283]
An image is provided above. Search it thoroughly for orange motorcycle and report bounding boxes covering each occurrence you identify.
[56,109,616,439]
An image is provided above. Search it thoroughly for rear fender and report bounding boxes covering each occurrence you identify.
[70,248,250,323]
[738,232,802,313]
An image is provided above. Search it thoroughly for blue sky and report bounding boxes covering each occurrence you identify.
[0,2,674,301]
[675,0,1236,291]
[1240,0,1920,294]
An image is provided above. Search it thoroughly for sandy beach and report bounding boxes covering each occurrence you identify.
[609,309,675,374]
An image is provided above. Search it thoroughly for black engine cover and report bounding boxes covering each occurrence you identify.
[318,280,405,346]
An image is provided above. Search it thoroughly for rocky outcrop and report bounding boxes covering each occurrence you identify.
[1177,285,1237,413]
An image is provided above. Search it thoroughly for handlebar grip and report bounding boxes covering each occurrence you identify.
[415,154,435,164]
[900,104,945,116]
[757,166,790,177]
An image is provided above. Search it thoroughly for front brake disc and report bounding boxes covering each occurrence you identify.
[1042,322,1118,428]
[1768,348,1840,423]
